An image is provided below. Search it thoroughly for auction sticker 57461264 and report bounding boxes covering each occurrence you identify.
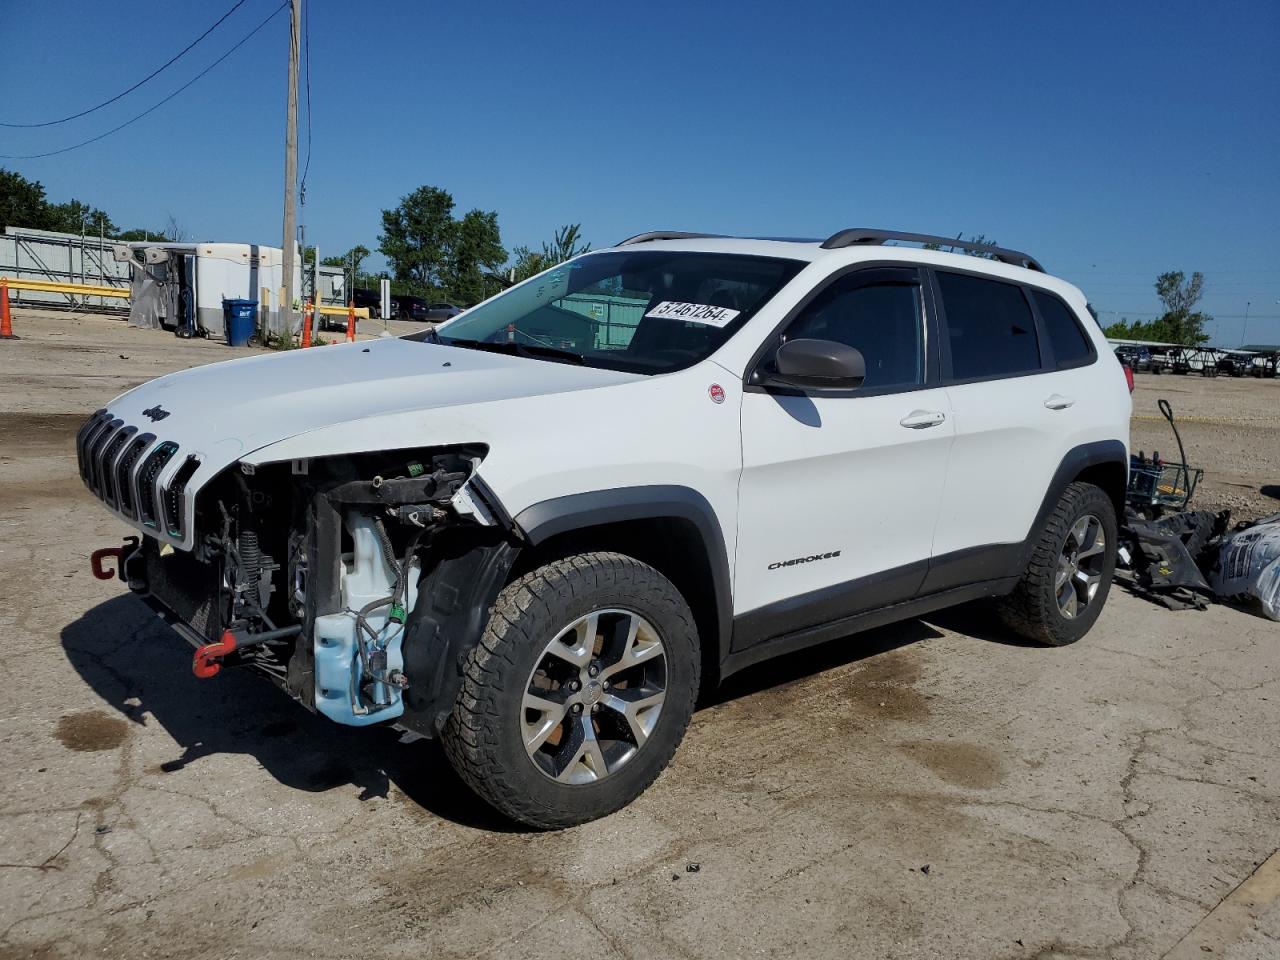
[644,301,740,328]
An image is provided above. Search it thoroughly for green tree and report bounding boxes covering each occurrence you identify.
[1,166,158,240]
[322,244,373,289]
[378,186,457,292]
[510,223,590,283]
[445,209,506,304]
[1152,270,1211,344]
[1103,318,1136,339]
[510,246,549,283]
[44,198,116,236]
[115,228,170,242]
[543,223,589,263]
[0,168,50,230]
[322,243,371,277]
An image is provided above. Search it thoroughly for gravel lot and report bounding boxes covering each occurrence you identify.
[1,310,1277,960]
[1129,370,1280,520]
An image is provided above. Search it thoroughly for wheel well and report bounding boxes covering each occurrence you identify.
[1073,459,1127,517]
[510,517,723,688]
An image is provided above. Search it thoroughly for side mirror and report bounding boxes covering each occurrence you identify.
[766,338,866,391]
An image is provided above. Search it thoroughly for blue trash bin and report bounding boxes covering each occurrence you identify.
[222,298,257,347]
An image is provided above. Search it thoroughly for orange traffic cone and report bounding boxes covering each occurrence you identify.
[346,300,356,343]
[0,279,16,340]
[300,301,313,348]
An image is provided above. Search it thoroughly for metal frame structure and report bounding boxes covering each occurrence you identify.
[0,229,130,311]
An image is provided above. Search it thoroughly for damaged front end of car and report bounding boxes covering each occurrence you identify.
[88,442,521,738]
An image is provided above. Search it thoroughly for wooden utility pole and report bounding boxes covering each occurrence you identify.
[279,0,301,336]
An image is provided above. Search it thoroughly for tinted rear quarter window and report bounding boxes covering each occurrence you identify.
[937,271,1041,380]
[1033,290,1094,367]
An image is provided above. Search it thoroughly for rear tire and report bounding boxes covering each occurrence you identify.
[996,482,1117,647]
[442,552,700,829]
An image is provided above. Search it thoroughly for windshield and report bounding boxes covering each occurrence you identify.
[417,250,804,374]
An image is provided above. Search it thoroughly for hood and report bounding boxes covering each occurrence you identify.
[108,338,642,466]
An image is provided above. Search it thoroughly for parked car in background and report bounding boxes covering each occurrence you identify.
[1148,350,1176,375]
[349,288,381,315]
[1217,351,1254,377]
[1113,345,1152,372]
[426,302,464,322]
[392,295,430,322]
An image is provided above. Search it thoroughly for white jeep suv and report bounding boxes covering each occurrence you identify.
[79,228,1130,827]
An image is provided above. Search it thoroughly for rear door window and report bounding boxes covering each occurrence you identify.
[1032,290,1094,368]
[936,271,1041,380]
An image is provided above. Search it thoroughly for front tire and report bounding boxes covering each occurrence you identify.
[996,482,1117,646]
[442,552,700,829]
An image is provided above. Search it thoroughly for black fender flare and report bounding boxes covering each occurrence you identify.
[513,485,734,670]
[1015,439,1128,569]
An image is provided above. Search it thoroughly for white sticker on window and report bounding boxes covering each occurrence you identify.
[644,300,740,328]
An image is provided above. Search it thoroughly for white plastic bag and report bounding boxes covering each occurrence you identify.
[1209,515,1280,621]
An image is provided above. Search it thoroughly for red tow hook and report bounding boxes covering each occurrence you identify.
[90,536,140,581]
[191,625,302,680]
[193,630,238,679]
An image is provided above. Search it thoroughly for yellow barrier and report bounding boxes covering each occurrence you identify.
[316,304,371,319]
[0,280,371,318]
[0,276,131,299]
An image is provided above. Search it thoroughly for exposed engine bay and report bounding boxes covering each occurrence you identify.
[111,446,520,736]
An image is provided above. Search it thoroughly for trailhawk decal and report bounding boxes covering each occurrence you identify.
[768,550,841,571]
[644,300,740,328]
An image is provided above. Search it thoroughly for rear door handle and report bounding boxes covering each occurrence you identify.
[1044,394,1076,410]
[900,409,947,429]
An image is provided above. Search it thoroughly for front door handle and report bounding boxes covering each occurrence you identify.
[1044,394,1076,410]
[900,409,947,429]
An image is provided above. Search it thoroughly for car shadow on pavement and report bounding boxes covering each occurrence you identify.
[922,601,1046,647]
[62,595,1011,827]
[61,594,521,833]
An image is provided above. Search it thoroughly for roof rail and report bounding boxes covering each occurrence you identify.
[820,228,1045,273]
[615,231,725,246]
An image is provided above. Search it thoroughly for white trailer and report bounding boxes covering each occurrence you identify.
[113,241,302,337]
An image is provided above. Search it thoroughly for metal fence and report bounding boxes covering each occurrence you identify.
[0,226,132,311]
[555,293,646,348]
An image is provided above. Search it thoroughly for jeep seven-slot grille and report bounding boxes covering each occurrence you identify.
[98,426,136,508]
[137,442,179,529]
[115,433,155,519]
[75,411,196,543]
[163,456,201,537]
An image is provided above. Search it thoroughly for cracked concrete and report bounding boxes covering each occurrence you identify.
[1,311,1278,959]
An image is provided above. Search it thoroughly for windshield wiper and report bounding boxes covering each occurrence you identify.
[442,338,585,365]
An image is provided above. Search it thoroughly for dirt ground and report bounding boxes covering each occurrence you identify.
[1,309,1278,960]
[1129,370,1280,521]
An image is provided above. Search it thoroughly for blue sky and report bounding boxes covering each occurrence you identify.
[3,0,1277,344]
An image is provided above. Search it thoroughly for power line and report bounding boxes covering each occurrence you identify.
[0,3,288,160]
[0,0,252,128]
